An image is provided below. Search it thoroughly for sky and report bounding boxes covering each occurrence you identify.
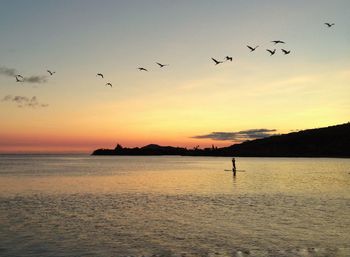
[0,0,349,153]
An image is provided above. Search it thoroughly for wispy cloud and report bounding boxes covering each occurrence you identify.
[2,95,49,108]
[22,76,47,83]
[0,66,17,77]
[0,66,47,84]
[192,129,277,142]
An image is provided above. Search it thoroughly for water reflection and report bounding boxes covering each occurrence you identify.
[232,171,237,186]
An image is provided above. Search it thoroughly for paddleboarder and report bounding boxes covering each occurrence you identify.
[232,157,236,176]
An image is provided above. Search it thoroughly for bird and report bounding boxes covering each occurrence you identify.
[156,62,168,68]
[271,40,285,45]
[266,49,276,56]
[281,49,291,55]
[47,70,55,76]
[225,56,233,62]
[15,75,23,82]
[247,45,259,52]
[138,67,148,71]
[96,73,104,78]
[324,22,335,28]
[105,83,112,88]
[211,58,223,65]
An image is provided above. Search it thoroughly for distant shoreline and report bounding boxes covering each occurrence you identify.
[0,153,349,158]
[92,123,350,158]
[91,152,350,158]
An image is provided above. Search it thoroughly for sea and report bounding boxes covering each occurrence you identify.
[0,155,349,257]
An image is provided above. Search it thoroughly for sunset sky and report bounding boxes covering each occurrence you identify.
[1,0,349,153]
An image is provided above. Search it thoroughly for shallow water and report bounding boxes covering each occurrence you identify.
[0,155,349,257]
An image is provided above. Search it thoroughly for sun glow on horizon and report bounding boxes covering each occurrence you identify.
[1,1,349,153]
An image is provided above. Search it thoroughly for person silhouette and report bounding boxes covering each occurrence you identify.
[232,157,236,176]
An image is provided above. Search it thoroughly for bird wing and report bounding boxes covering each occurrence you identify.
[211,58,219,64]
[247,45,253,50]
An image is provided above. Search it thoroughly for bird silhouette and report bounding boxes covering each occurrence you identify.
[105,83,112,87]
[156,62,168,68]
[281,49,291,55]
[266,49,276,56]
[15,75,23,82]
[138,67,148,71]
[211,58,223,65]
[324,22,335,27]
[225,56,233,62]
[96,73,104,78]
[271,40,285,45]
[47,70,55,76]
[247,45,259,52]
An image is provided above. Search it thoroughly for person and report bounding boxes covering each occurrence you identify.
[232,157,236,170]
[232,157,236,175]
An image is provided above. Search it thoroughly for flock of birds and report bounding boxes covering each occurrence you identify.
[12,22,335,88]
[94,39,295,87]
[15,70,55,83]
[95,62,169,87]
[211,40,291,66]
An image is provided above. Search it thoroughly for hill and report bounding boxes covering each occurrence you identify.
[225,122,350,157]
[92,123,350,157]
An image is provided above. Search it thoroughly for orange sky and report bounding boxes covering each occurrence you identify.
[1,1,349,153]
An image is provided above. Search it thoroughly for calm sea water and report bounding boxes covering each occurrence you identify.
[0,155,349,257]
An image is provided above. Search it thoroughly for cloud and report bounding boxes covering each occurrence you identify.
[0,66,17,77]
[191,129,277,142]
[0,66,47,84]
[22,76,47,83]
[2,95,49,108]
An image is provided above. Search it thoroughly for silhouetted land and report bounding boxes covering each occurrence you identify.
[92,123,350,157]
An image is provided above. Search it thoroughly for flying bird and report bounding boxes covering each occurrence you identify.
[156,62,168,68]
[15,75,23,82]
[211,58,223,65]
[47,70,56,76]
[138,67,148,71]
[266,49,276,56]
[281,49,291,55]
[96,73,104,78]
[247,45,259,52]
[105,83,112,87]
[271,40,285,45]
[225,56,233,62]
[324,22,335,27]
